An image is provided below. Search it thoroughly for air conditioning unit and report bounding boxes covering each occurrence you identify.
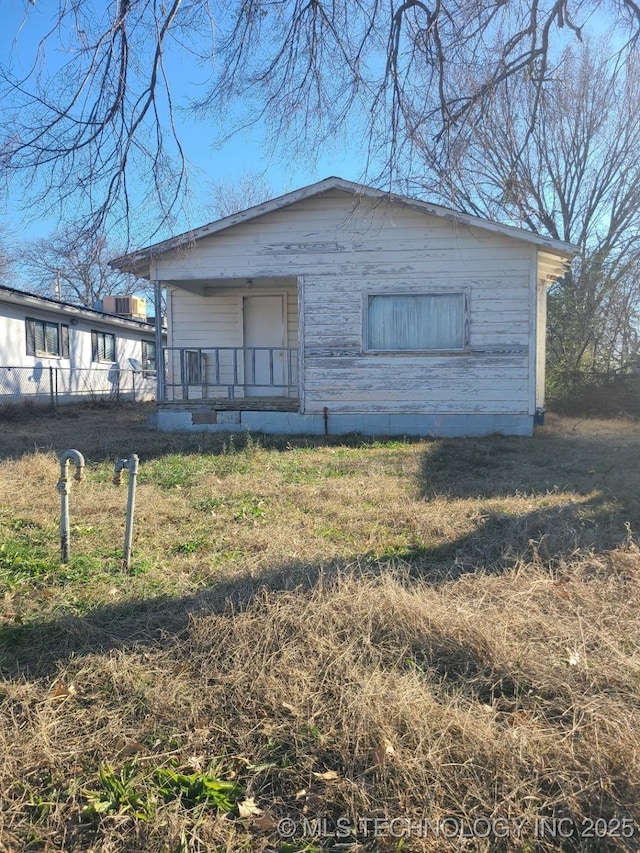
[103,295,147,320]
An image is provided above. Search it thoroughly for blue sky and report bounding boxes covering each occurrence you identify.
[1,0,618,253]
[0,0,367,247]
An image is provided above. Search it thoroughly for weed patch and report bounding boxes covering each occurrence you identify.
[154,766,242,810]
[82,763,156,821]
[0,539,52,584]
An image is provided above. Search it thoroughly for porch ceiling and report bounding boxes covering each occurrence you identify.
[168,276,297,295]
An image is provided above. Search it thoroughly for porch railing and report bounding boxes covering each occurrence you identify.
[162,346,298,402]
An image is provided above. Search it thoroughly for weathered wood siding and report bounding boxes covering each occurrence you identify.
[301,271,533,414]
[159,191,537,415]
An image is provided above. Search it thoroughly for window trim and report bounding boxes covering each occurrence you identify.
[91,329,117,363]
[25,317,70,359]
[363,290,470,354]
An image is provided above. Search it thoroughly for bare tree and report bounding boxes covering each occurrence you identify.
[403,39,640,391]
[2,1,640,240]
[0,224,15,282]
[208,171,276,219]
[19,226,135,307]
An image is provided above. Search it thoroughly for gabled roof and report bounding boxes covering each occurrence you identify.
[111,176,580,277]
[0,284,157,333]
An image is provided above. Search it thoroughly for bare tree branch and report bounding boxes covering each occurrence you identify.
[405,36,640,383]
[207,171,276,218]
[1,1,640,239]
[19,226,135,307]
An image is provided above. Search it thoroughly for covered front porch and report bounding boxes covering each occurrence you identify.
[159,276,301,410]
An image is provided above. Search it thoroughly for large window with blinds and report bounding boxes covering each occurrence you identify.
[25,317,69,358]
[366,292,468,352]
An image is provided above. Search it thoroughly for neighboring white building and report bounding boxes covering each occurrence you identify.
[0,286,161,405]
[113,177,579,436]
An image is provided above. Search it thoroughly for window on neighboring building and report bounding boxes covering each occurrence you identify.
[366,292,468,352]
[91,330,116,362]
[141,340,156,374]
[25,317,70,358]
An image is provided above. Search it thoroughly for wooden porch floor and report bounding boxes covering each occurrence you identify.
[159,397,299,412]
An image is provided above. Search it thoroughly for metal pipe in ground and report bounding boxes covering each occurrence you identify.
[113,453,139,570]
[57,449,85,563]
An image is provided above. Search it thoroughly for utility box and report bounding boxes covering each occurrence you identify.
[103,295,147,321]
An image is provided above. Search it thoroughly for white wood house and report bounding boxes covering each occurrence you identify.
[0,286,161,405]
[113,178,578,436]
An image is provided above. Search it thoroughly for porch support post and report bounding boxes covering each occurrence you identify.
[153,279,165,402]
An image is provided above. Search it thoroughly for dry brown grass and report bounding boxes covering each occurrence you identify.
[1,404,639,851]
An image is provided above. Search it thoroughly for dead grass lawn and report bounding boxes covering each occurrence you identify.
[1,404,639,852]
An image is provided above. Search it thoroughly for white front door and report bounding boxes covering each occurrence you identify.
[243,294,286,396]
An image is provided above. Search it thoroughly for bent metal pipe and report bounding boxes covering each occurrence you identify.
[57,449,85,563]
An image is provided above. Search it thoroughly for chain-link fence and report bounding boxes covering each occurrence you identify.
[0,365,156,408]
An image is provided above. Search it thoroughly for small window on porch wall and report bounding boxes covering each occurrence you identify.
[185,350,204,384]
[367,293,467,352]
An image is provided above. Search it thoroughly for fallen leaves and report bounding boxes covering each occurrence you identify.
[49,681,77,702]
[371,739,396,766]
[237,796,264,818]
[312,769,339,781]
[237,797,281,832]
[115,738,145,758]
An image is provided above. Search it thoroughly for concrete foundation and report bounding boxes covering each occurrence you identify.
[155,407,534,437]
